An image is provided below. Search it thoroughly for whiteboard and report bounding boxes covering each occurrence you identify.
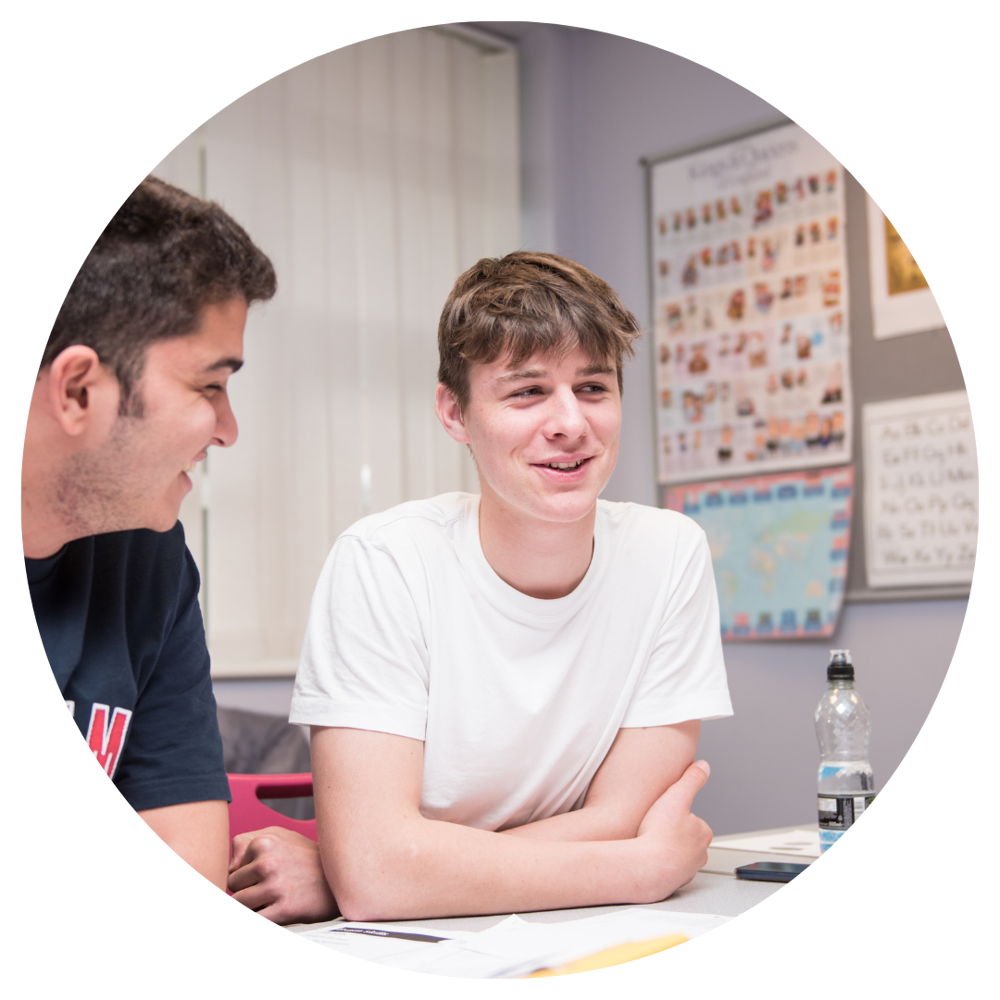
[863,391,976,588]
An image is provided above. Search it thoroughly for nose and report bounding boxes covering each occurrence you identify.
[542,384,588,442]
[212,391,239,448]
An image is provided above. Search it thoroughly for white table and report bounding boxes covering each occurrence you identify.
[288,824,817,937]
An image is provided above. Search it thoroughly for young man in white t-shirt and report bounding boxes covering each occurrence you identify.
[228,252,732,923]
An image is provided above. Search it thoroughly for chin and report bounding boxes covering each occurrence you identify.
[533,495,600,524]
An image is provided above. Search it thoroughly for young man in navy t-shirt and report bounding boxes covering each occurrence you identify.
[23,177,275,888]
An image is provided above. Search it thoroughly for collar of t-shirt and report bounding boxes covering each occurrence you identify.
[24,544,70,585]
[458,494,609,621]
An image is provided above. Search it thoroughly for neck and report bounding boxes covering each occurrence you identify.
[21,488,78,559]
[478,487,597,600]
[21,429,98,559]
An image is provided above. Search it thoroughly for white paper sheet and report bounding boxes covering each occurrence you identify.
[711,828,820,857]
[298,908,729,978]
[862,391,976,588]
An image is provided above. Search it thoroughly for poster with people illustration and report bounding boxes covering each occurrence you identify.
[650,122,852,484]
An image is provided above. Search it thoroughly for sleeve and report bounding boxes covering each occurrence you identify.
[289,533,430,740]
[620,521,733,728]
[113,529,231,812]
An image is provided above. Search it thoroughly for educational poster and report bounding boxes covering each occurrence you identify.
[665,467,853,640]
[650,122,851,484]
[866,194,946,340]
[863,391,976,587]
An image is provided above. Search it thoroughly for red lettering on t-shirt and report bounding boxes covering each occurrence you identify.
[85,703,133,779]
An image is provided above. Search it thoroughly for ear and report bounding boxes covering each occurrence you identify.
[435,383,471,445]
[44,346,119,437]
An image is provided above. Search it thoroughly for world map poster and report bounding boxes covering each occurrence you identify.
[666,466,854,640]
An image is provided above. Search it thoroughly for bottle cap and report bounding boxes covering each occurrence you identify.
[827,648,854,680]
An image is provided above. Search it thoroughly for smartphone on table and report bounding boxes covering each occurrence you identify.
[734,862,809,883]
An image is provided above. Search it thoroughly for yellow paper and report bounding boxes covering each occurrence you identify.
[524,932,689,977]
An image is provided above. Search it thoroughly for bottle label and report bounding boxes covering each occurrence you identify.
[818,794,876,835]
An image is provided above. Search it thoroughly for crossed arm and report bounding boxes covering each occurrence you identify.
[228,720,713,923]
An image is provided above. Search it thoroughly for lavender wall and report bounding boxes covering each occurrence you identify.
[215,23,968,835]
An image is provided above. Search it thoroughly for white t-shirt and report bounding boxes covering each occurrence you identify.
[290,493,732,832]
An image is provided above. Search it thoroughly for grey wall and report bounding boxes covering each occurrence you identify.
[502,23,785,507]
[698,599,964,833]
[473,21,967,834]
[840,172,966,596]
[214,677,296,716]
[216,23,969,837]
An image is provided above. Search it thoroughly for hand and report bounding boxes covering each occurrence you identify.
[228,827,338,925]
[634,760,713,900]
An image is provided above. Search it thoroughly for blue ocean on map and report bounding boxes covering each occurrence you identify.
[666,467,853,639]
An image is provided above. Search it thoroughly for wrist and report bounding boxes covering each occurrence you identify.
[603,836,653,905]
[614,833,685,906]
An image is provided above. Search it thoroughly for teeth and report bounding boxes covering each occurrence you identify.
[547,460,583,470]
[183,463,196,473]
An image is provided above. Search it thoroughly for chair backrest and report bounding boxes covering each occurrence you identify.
[228,772,318,842]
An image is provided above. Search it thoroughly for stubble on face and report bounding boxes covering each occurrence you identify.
[47,409,161,537]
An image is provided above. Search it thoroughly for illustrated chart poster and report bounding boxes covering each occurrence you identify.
[651,122,851,484]
[666,466,854,640]
[863,391,976,588]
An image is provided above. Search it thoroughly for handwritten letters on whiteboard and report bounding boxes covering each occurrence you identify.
[863,391,976,588]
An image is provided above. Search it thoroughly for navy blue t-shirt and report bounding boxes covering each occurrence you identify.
[26,522,231,812]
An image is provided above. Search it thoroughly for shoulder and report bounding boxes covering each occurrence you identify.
[597,499,706,547]
[30,523,192,587]
[92,522,199,602]
[339,492,473,550]
[312,494,473,592]
[596,500,710,582]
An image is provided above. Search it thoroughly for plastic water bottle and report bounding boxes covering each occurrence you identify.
[815,650,875,852]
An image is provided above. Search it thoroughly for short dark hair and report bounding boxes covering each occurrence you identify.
[44,175,276,413]
[437,251,641,410]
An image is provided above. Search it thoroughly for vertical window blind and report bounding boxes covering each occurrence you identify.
[153,28,520,676]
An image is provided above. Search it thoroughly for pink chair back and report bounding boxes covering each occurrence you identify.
[228,772,318,842]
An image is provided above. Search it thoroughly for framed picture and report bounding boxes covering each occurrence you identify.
[866,194,945,340]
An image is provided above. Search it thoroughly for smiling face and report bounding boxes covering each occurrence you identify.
[437,344,622,527]
[53,297,247,536]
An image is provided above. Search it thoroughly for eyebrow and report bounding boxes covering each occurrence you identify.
[495,363,615,384]
[202,357,244,374]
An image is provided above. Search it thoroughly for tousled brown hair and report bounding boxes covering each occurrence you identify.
[437,252,641,410]
[44,175,276,415]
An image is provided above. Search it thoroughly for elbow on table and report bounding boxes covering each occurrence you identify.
[334,893,388,924]
[334,880,401,923]
[324,842,417,923]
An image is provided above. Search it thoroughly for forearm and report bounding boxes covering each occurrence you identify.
[500,803,635,842]
[503,725,699,843]
[311,726,705,921]
[139,800,230,890]
[325,815,667,922]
